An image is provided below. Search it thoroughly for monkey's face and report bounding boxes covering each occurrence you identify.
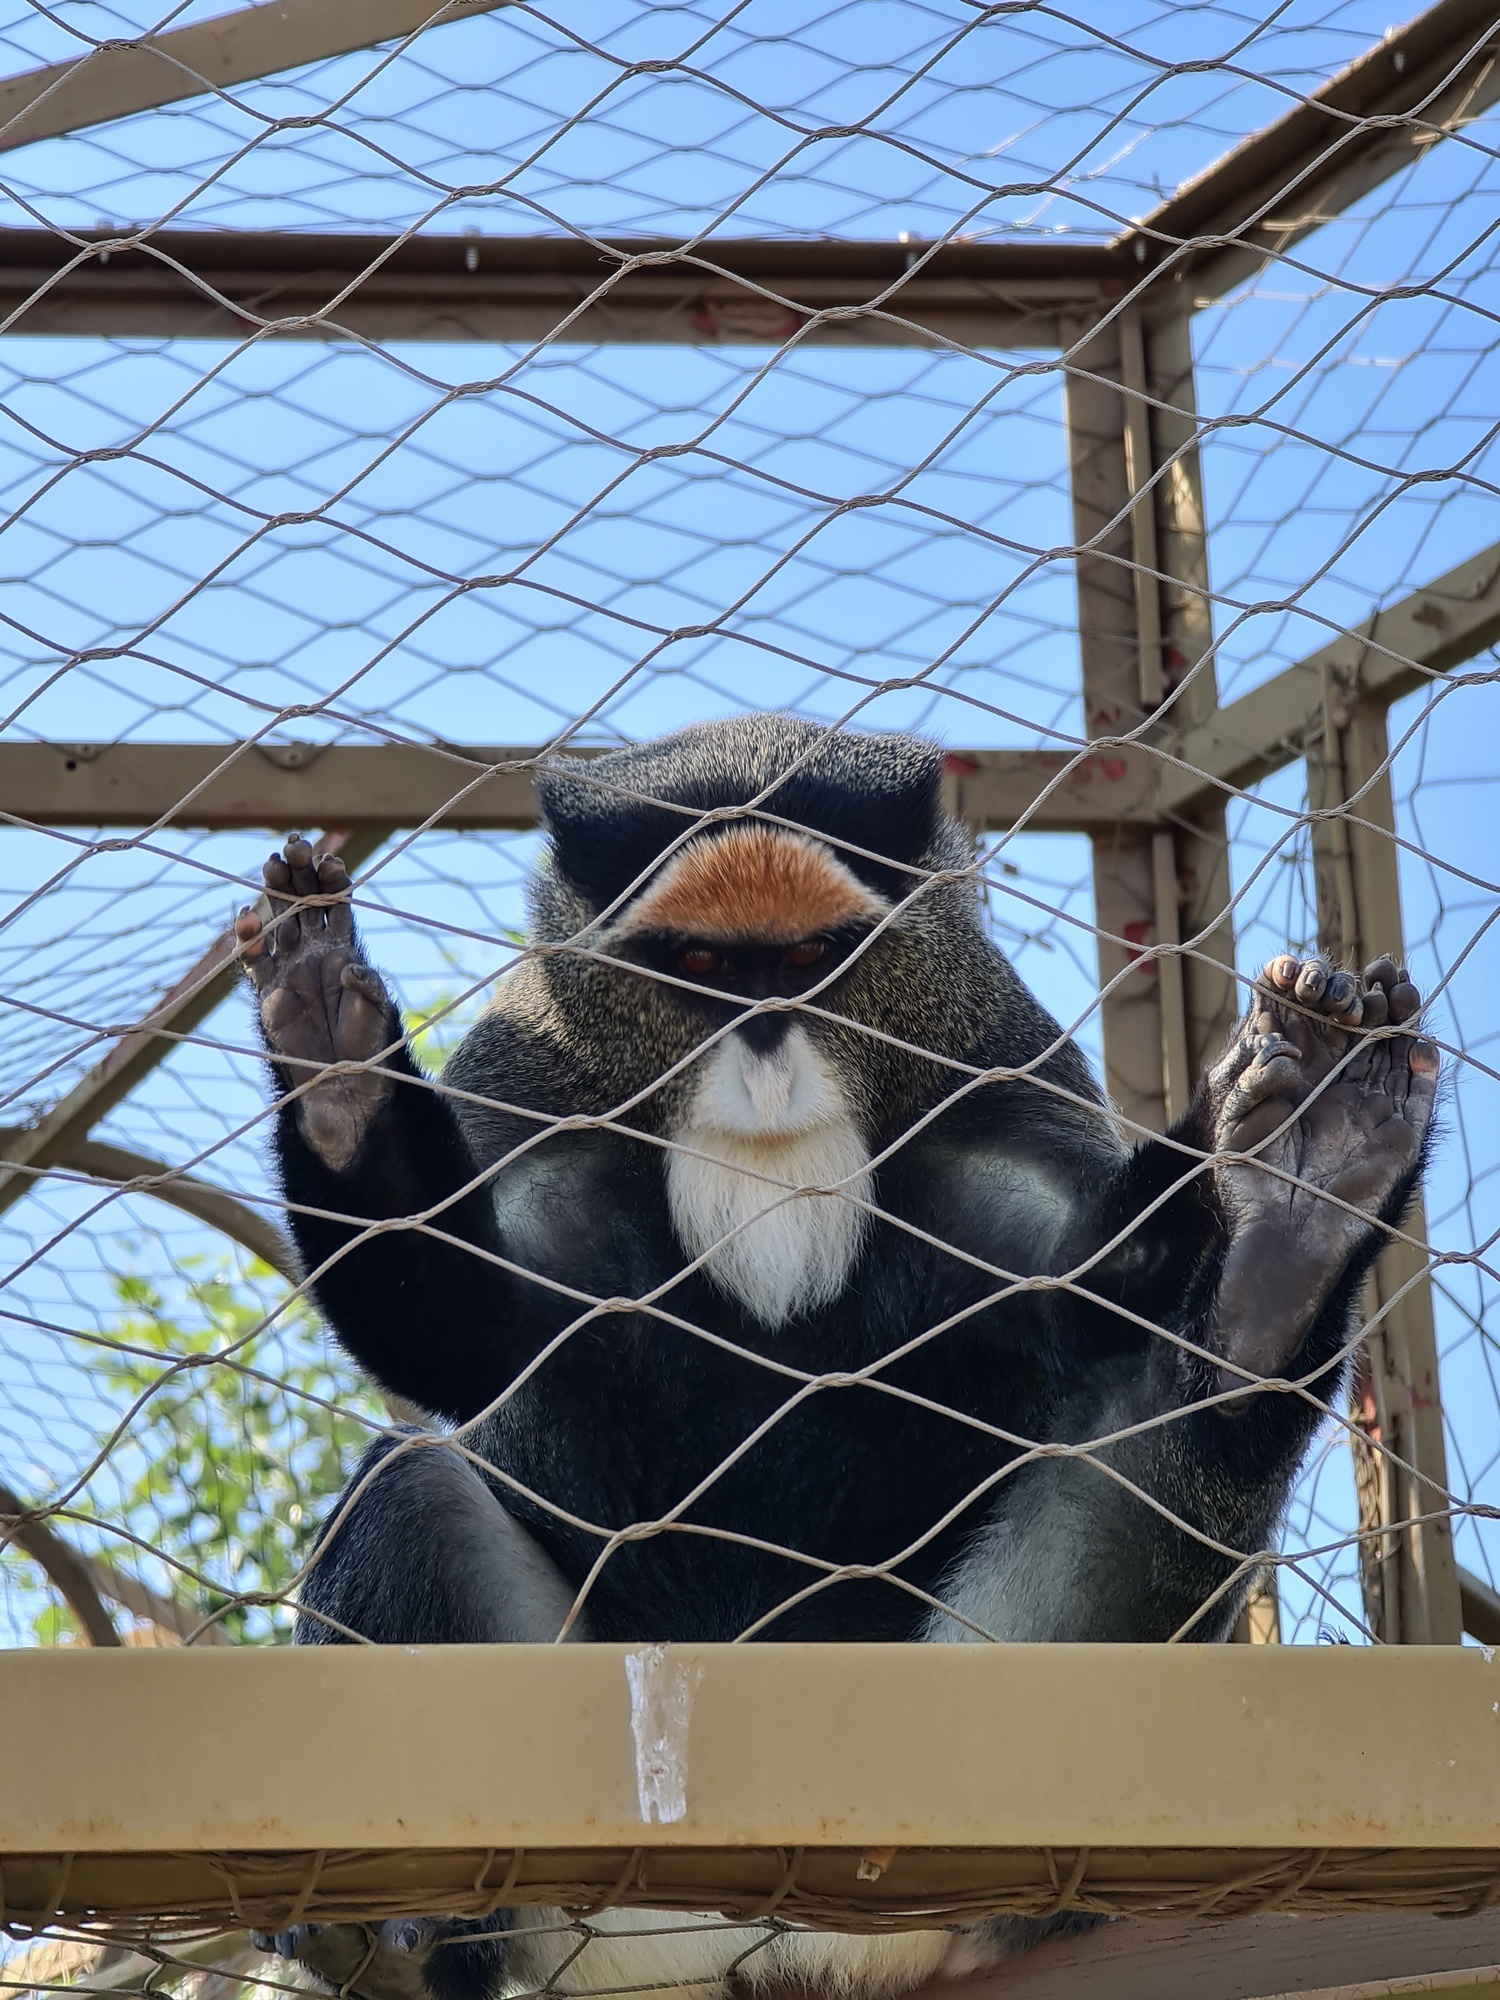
[530,721,996,1139]
[618,925,874,1136]
[594,822,890,1115]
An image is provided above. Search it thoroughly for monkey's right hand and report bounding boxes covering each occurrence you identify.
[237,836,400,1176]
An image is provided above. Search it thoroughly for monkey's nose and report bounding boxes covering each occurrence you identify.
[735,1010,792,1056]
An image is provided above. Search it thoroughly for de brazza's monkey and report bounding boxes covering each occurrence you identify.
[239,714,1435,2000]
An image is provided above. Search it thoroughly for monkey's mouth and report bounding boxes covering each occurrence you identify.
[688,1024,847,1143]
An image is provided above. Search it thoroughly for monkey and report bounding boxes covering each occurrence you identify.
[237,713,1436,2000]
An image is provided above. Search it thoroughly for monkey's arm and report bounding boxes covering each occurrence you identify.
[936,956,1437,1645]
[238,839,527,1424]
[1076,952,1435,1409]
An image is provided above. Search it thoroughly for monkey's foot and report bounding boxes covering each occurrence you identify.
[252,1917,510,2000]
[1204,953,1438,1397]
[237,837,399,1174]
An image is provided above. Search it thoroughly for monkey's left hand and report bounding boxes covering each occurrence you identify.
[237,836,402,1176]
[1201,953,1438,1401]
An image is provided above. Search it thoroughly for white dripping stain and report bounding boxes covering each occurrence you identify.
[624,1645,702,1825]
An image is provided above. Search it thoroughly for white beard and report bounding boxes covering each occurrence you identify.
[666,1023,873,1329]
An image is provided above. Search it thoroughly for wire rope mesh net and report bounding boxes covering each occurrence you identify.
[2,0,1500,1991]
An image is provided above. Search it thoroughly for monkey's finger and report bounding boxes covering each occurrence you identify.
[282,834,322,931]
[1223,1036,1304,1126]
[1388,978,1422,1025]
[1293,958,1329,1006]
[280,834,327,941]
[236,908,276,990]
[1223,1058,1304,1131]
[1364,955,1400,994]
[1323,968,1363,1023]
[339,962,388,1014]
[319,852,355,942]
[1360,984,1389,1029]
[1264,955,1300,994]
[263,849,294,903]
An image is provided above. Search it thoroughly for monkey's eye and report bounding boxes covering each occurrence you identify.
[784,938,829,970]
[677,945,723,978]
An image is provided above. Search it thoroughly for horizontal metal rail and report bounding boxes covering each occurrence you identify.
[0,739,1158,833]
[0,0,508,154]
[4,1645,1500,1933]
[0,0,1492,342]
[0,229,1107,346]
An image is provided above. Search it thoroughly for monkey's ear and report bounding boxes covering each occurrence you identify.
[536,755,687,915]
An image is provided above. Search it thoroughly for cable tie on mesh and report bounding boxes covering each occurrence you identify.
[584,1849,646,1915]
[200,1854,252,1928]
[474,1848,525,1913]
[1453,1867,1500,1919]
[1042,1846,1090,1913]
[5,1854,76,1933]
[279,1849,327,1929]
[740,1848,805,1919]
[1256,1848,1330,1913]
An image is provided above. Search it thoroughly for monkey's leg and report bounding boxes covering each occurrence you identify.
[238,838,523,1424]
[254,1435,587,2000]
[294,1431,586,1647]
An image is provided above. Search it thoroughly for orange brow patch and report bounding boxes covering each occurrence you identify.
[616,825,890,944]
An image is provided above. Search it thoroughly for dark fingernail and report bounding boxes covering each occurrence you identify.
[390,1923,424,1954]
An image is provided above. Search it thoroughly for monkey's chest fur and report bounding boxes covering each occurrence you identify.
[474,1049,1083,1643]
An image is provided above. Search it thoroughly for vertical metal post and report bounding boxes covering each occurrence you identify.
[1063,310,1170,1138]
[1064,307,1241,1111]
[1311,672,1463,1645]
[1074,302,1281,1643]
[1137,308,1242,1086]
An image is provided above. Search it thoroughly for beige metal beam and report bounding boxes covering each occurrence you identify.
[0,228,1106,345]
[1136,310,1242,1094]
[1160,539,1500,821]
[0,739,1160,833]
[0,826,385,1221]
[0,0,1485,345]
[1063,303,1239,1139]
[0,0,506,154]
[5,1646,1500,1932]
[1128,0,1500,305]
[1063,314,1171,1134]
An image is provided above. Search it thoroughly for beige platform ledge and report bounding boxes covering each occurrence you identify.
[3,1643,1500,1954]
